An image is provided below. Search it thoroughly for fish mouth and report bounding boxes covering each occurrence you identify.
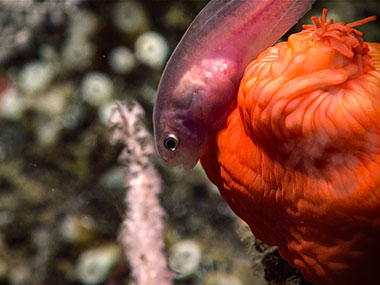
[160,154,198,170]
[182,158,198,170]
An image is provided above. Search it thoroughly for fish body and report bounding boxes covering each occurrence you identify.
[201,11,380,284]
[153,0,315,169]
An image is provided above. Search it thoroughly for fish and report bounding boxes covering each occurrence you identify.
[153,0,316,170]
[200,9,380,284]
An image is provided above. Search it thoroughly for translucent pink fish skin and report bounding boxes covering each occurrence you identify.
[153,0,316,170]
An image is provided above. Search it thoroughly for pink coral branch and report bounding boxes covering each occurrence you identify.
[108,102,174,285]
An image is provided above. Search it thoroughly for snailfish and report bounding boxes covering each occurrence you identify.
[153,0,316,169]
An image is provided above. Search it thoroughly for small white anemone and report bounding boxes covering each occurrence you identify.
[113,1,149,35]
[1,87,25,120]
[75,244,121,285]
[18,60,55,95]
[135,31,169,69]
[108,46,136,74]
[81,72,114,107]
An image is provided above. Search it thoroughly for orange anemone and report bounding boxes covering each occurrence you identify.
[201,9,380,284]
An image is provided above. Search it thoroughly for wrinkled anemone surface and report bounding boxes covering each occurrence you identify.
[201,9,380,285]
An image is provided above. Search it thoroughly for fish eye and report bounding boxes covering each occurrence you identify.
[164,134,179,151]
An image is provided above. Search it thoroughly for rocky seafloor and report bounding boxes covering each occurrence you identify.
[0,0,379,284]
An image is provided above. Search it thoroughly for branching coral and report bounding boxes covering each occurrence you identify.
[108,102,174,285]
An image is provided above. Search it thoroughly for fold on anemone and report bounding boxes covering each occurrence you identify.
[201,9,380,285]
